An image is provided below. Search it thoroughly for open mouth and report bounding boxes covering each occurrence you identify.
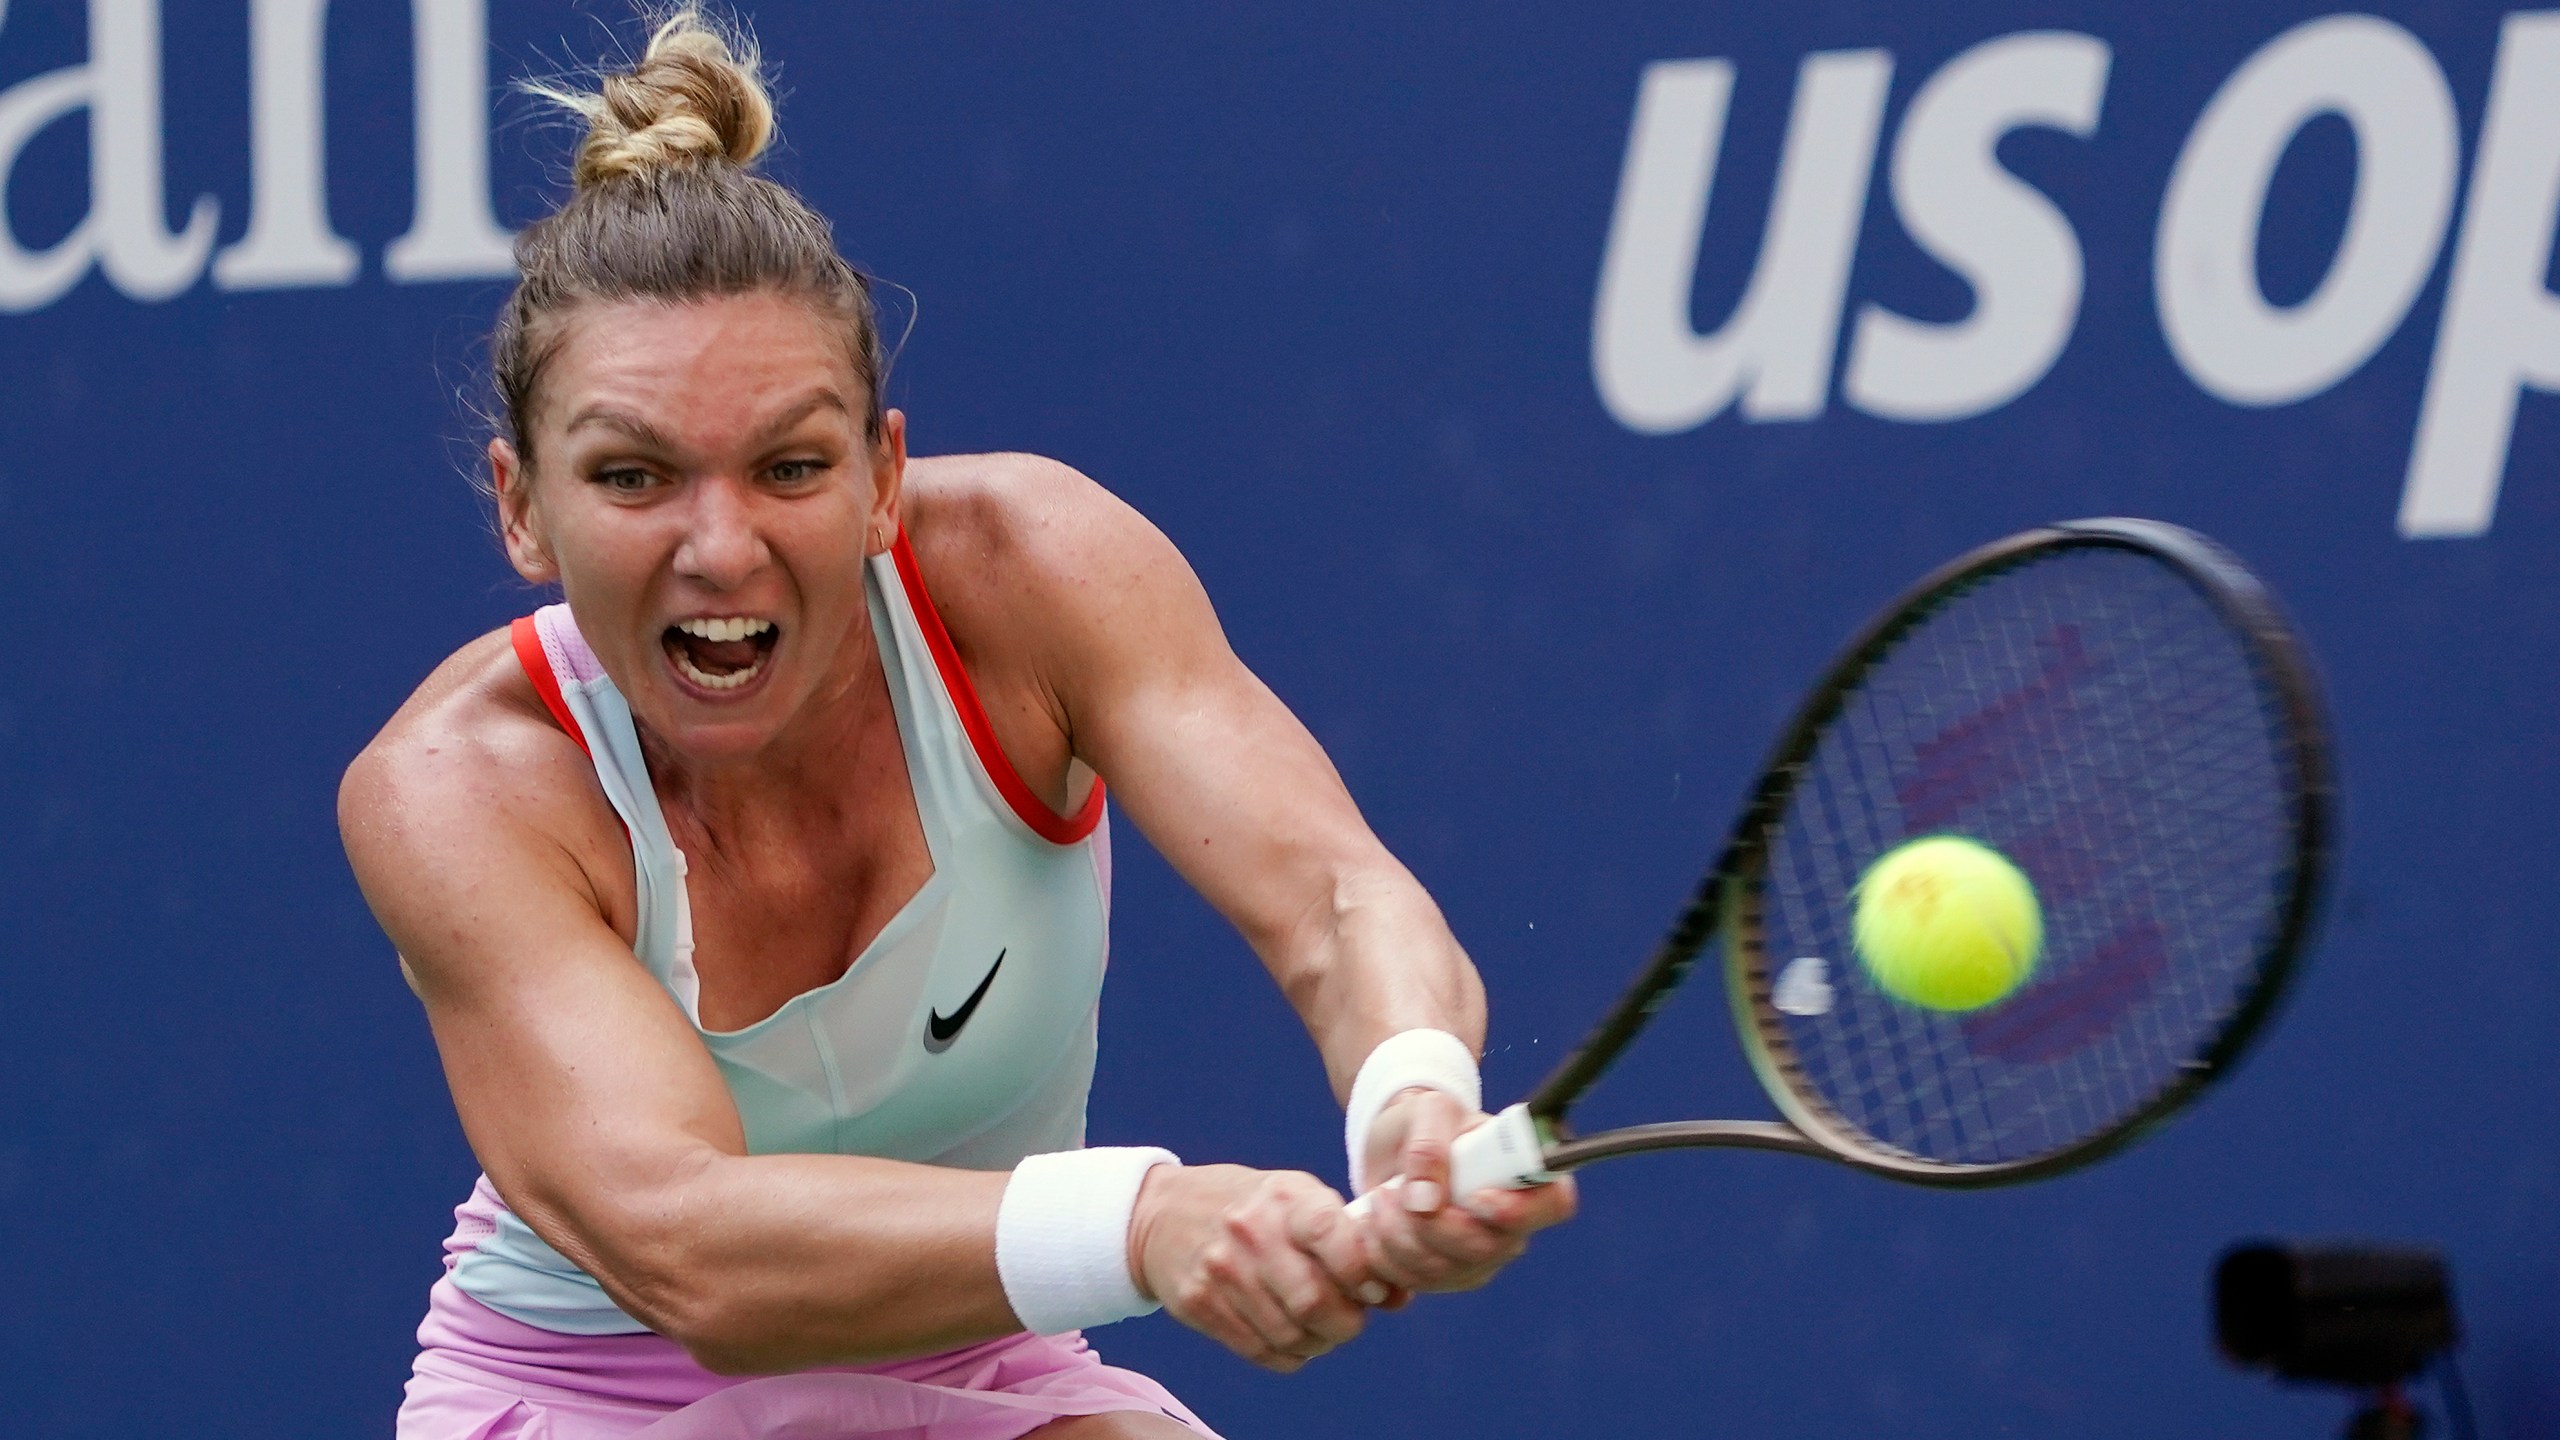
[662,616,779,693]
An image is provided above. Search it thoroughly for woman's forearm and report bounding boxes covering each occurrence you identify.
[1268,861,1488,1102]
[558,1150,1018,1374]
[551,1146,1382,1378]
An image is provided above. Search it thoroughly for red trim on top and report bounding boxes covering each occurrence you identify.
[889,528,1106,845]
[511,615,591,757]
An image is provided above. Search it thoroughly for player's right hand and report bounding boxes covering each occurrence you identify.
[1353,1089,1580,1294]
[1126,1163,1398,1373]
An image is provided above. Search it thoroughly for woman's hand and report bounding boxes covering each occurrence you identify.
[1352,1088,1579,1294]
[1126,1164,1393,1373]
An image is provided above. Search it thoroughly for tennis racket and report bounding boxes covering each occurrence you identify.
[1444,516,2331,1194]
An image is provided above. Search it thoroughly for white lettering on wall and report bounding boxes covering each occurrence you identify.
[2402,12,2560,538]
[2156,15,2458,406]
[86,0,210,299]
[384,0,513,282]
[1591,51,1892,434]
[1843,32,2109,423]
[0,0,216,311]
[0,0,509,309]
[0,0,90,310]
[214,0,356,289]
[1595,11,2560,536]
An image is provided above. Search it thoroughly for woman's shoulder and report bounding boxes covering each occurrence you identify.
[338,627,627,915]
[899,452,1185,643]
[902,451,1128,560]
[346,628,576,787]
[894,452,1220,771]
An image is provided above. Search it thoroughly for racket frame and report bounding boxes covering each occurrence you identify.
[1517,517,2333,1187]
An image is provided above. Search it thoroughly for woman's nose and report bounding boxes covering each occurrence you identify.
[672,477,772,588]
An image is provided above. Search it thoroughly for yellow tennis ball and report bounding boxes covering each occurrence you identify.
[1852,836,2043,1012]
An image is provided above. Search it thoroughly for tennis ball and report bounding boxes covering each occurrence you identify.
[1852,835,2042,1013]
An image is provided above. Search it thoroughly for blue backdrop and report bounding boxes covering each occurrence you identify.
[3,1,2554,1435]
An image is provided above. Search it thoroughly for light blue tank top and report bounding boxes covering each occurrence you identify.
[447,535,1114,1334]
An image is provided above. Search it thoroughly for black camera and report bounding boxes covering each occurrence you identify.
[2213,1241,2464,1440]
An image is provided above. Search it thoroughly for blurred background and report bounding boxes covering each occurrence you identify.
[1,0,2552,1434]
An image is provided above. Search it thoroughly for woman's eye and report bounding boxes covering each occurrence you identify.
[594,467,653,493]
[770,459,825,484]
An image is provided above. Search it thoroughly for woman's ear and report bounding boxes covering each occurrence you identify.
[491,438,560,585]
[866,409,909,556]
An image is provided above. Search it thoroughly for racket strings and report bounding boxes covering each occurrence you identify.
[1753,549,2299,1168]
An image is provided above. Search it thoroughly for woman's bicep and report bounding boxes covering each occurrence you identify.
[1101,666,1385,932]
[342,741,742,1298]
[1051,539,1385,951]
[413,877,742,1224]
[974,469,1478,1083]
[1035,505,1484,1079]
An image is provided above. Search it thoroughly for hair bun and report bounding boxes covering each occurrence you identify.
[547,7,775,188]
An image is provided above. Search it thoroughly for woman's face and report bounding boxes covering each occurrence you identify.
[491,290,903,765]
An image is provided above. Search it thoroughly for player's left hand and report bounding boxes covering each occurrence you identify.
[1352,1088,1578,1294]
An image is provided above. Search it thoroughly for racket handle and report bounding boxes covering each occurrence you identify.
[1449,1103,1556,1196]
[1343,1104,1556,1221]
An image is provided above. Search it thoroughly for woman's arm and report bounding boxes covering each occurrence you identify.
[341,640,1374,1373]
[951,468,1480,1093]
[959,461,1575,1286]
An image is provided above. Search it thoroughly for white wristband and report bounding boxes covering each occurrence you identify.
[995,1146,1181,1336]
[1343,1028,1482,1194]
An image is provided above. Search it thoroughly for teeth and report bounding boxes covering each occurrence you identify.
[671,647,765,692]
[675,617,774,643]
[667,616,775,693]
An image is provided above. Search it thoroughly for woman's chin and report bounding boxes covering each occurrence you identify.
[647,713,786,767]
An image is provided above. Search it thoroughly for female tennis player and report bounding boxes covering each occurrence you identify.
[339,11,1572,1438]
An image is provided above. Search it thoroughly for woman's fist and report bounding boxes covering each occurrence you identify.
[1127,1164,1396,1372]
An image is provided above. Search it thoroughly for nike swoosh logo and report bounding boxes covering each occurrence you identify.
[924,948,1005,1053]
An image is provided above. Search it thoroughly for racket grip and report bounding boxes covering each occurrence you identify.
[1449,1103,1555,1196]
[1342,1103,1556,1221]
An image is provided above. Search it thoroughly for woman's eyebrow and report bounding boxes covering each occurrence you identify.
[564,406,676,449]
[746,390,850,446]
[562,391,846,452]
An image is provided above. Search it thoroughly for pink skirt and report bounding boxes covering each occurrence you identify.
[398,1276,1217,1440]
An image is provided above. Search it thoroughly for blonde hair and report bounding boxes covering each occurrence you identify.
[531,9,775,187]
[494,7,885,462]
